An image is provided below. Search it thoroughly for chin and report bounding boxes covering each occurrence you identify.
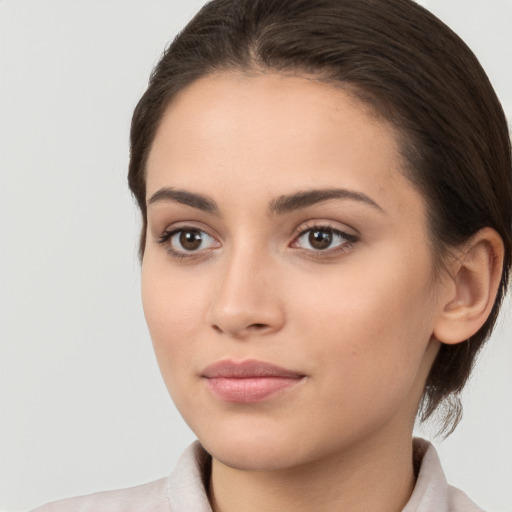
[193,421,310,471]
[205,437,304,471]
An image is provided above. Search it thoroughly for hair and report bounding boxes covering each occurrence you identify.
[128,0,512,434]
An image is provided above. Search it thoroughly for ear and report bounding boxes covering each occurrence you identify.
[433,227,504,345]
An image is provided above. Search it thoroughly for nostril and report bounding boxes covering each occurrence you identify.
[211,323,268,335]
[249,323,268,330]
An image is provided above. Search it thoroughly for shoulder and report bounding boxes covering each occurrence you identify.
[446,484,486,512]
[30,441,213,512]
[30,477,169,512]
[404,438,485,512]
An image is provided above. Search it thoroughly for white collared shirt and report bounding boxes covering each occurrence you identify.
[31,439,484,512]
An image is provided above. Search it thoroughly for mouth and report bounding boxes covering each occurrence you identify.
[201,359,306,403]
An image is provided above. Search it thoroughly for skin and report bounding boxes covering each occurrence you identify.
[141,72,491,512]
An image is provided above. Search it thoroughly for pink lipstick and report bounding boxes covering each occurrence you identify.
[201,359,305,403]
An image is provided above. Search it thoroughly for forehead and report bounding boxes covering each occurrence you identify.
[145,71,421,220]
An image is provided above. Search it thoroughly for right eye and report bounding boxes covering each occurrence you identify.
[158,228,220,257]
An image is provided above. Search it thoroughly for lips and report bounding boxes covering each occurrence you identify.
[201,359,305,403]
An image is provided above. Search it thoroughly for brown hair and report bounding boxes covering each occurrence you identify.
[128,0,512,433]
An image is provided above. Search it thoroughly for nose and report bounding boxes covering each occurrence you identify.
[208,247,285,339]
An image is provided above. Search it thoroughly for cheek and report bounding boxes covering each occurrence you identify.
[287,252,437,386]
[141,259,210,378]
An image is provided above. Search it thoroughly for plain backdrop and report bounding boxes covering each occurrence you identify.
[1,1,511,511]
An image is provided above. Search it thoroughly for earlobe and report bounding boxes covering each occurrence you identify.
[433,227,504,345]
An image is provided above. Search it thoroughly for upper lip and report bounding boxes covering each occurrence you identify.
[201,359,305,379]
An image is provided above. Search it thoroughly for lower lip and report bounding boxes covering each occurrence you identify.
[204,376,303,403]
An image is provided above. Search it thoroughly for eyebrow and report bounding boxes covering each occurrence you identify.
[148,187,219,214]
[268,188,384,215]
[147,186,383,215]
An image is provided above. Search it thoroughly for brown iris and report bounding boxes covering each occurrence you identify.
[179,230,203,251]
[309,229,333,250]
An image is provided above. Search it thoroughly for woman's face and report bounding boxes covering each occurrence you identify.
[142,72,446,470]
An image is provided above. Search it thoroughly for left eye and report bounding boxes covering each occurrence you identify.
[293,227,354,251]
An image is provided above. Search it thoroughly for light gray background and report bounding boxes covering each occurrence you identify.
[1,1,511,511]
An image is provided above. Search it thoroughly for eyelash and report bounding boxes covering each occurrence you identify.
[156,222,358,260]
[156,228,218,260]
[291,221,358,257]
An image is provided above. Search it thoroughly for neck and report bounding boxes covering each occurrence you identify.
[208,428,416,512]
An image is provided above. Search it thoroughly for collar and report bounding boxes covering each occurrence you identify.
[166,439,484,512]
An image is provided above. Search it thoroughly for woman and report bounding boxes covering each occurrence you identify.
[33,0,511,510]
